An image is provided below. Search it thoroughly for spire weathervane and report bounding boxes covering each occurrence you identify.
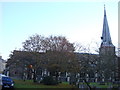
[104,4,105,10]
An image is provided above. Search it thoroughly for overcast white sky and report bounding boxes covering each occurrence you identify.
[0,0,118,60]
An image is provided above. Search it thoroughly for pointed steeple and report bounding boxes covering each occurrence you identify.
[101,5,114,47]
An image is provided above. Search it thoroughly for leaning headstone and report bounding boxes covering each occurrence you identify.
[67,76,70,82]
[79,84,84,88]
[95,78,98,82]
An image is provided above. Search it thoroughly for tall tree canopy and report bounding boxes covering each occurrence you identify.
[43,35,75,52]
[22,34,45,52]
[22,34,75,53]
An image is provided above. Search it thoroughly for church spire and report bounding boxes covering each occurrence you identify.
[101,5,114,47]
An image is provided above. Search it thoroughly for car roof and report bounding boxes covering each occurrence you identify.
[0,74,8,77]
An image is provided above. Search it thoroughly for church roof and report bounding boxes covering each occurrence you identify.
[101,5,114,47]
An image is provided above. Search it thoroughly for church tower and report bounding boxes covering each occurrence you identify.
[99,5,116,81]
[99,5,115,55]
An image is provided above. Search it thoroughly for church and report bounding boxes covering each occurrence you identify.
[98,6,118,82]
[5,6,119,83]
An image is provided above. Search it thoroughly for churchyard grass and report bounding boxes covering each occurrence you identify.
[79,82,119,88]
[13,79,120,88]
[13,79,75,88]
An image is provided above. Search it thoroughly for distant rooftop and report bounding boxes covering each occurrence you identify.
[0,56,6,63]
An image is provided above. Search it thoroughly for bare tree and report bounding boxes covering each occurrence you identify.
[74,43,99,89]
[22,34,46,82]
[22,34,45,52]
[43,35,75,81]
[43,35,75,52]
[22,34,76,82]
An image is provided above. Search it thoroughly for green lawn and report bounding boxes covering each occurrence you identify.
[89,82,108,88]
[13,80,76,88]
[79,82,119,88]
[13,79,119,88]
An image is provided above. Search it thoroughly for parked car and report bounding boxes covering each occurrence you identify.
[0,74,14,89]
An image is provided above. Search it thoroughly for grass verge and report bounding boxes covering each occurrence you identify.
[13,79,76,88]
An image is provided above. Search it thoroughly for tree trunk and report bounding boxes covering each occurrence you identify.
[83,79,92,90]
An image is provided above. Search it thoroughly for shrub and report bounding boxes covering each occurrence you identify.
[41,76,58,85]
